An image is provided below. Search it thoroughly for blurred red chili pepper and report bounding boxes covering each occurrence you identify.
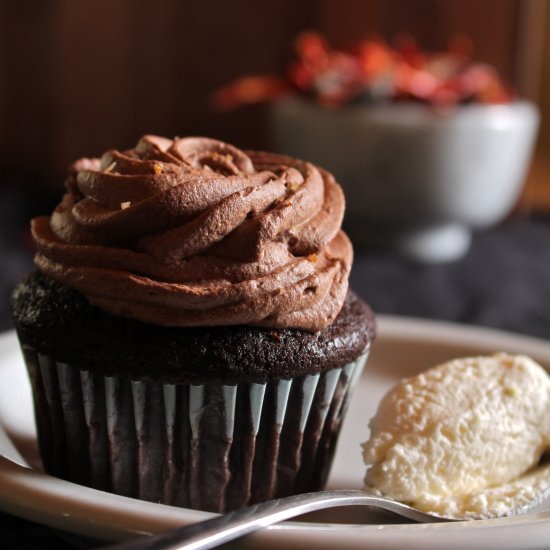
[212,32,514,110]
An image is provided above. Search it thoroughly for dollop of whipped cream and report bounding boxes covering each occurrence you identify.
[32,135,352,331]
[362,353,550,519]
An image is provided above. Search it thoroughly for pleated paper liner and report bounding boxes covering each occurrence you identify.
[22,346,367,513]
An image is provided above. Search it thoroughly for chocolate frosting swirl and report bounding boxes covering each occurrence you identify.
[32,136,352,331]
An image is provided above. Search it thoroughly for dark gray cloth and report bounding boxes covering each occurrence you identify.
[351,216,550,339]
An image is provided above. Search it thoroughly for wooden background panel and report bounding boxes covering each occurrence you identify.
[314,0,520,84]
[0,2,58,179]
[0,0,316,186]
[521,1,550,212]
[0,0,533,190]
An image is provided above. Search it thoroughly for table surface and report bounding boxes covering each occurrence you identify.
[1,188,549,548]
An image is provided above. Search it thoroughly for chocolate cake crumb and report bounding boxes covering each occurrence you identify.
[11,272,375,385]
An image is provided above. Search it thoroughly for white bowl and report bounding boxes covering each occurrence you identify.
[269,98,539,262]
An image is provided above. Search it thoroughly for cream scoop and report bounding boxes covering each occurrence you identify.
[362,353,550,519]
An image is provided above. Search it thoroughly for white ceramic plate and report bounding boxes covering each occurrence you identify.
[1,316,550,550]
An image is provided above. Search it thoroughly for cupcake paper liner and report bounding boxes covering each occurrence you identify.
[22,346,367,512]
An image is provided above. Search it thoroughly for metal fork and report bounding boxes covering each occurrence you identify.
[106,489,454,550]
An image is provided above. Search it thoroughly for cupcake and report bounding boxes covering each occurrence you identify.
[11,136,375,512]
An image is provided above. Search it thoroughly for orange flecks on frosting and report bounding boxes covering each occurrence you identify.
[286,181,301,192]
[105,161,117,173]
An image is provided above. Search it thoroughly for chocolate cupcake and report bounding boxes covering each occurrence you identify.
[11,136,375,512]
